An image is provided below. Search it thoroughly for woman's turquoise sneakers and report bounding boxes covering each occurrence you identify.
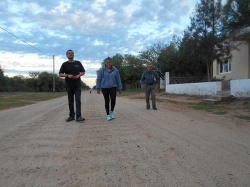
[107,115,112,121]
[110,111,115,119]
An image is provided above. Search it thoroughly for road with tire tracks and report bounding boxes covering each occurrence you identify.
[0,91,249,186]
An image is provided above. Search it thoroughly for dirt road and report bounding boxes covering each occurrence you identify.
[0,91,249,187]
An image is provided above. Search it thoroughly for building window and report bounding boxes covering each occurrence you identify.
[220,58,231,73]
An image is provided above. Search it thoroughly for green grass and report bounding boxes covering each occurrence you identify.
[212,111,228,115]
[188,102,230,115]
[0,92,66,110]
[234,115,250,121]
[156,98,165,102]
[189,103,217,110]
[132,96,145,99]
[119,90,143,96]
[163,99,178,104]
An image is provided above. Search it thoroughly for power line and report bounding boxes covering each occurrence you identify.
[0,26,76,72]
[54,57,63,66]
[0,26,50,57]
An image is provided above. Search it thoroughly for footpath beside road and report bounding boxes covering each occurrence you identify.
[0,91,249,186]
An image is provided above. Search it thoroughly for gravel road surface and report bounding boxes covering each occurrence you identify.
[0,91,250,187]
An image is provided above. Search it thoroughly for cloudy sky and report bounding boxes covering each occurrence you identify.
[0,0,199,88]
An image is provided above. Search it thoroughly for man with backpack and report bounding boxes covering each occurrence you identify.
[140,64,160,110]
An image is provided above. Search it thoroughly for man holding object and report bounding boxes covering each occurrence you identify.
[59,49,85,122]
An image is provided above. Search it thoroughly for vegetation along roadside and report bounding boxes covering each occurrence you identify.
[0,92,66,110]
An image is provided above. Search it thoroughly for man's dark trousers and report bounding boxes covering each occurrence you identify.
[145,84,156,108]
[67,85,81,118]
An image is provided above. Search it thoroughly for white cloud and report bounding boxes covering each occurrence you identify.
[52,1,72,15]
[93,40,105,46]
[0,0,200,87]
[91,0,107,13]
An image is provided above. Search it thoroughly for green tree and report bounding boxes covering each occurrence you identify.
[111,53,124,69]
[223,0,250,36]
[157,37,182,76]
[26,71,40,91]
[24,78,37,91]
[0,66,6,91]
[55,76,65,91]
[121,54,144,84]
[188,0,232,81]
[37,72,53,91]
[139,42,166,70]
[178,30,207,80]
[9,75,26,91]
[38,72,68,92]
[29,71,40,79]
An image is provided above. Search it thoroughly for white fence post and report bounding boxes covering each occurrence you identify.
[165,72,169,92]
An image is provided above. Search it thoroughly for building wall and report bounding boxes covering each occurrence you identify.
[213,41,250,80]
[231,79,250,97]
[165,81,222,96]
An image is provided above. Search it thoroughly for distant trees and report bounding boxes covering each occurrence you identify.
[0,66,6,88]
[81,81,90,90]
[96,54,145,90]
[157,38,183,76]
[96,0,248,85]
[140,43,166,70]
[0,70,90,92]
[121,54,145,85]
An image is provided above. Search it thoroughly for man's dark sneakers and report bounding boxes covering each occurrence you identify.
[153,107,157,110]
[66,116,75,122]
[76,117,85,122]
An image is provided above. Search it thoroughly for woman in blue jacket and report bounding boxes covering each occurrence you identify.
[96,57,122,121]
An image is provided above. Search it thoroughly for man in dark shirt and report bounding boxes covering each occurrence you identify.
[59,49,85,122]
[140,64,160,110]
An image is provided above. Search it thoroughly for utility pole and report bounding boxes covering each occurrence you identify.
[53,55,55,94]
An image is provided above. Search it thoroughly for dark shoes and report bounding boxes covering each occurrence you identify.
[66,116,85,122]
[66,116,75,122]
[146,106,157,110]
[76,117,85,122]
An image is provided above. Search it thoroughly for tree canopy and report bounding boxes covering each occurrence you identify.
[0,70,90,92]
[223,0,250,36]
[94,0,248,85]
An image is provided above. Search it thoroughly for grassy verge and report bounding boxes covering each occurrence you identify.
[0,92,66,110]
[234,115,250,121]
[122,91,250,122]
[119,90,143,96]
[189,103,218,110]
[188,102,228,115]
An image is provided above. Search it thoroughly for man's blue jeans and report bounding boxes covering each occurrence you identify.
[67,85,82,118]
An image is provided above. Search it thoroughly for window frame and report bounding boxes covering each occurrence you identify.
[219,58,231,74]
